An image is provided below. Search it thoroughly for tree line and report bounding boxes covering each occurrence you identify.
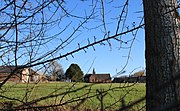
[46,61,83,82]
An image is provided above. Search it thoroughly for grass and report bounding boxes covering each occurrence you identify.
[0,82,146,110]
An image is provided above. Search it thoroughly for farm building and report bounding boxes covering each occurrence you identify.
[84,68,111,83]
[113,76,146,83]
[113,70,146,83]
[0,66,41,83]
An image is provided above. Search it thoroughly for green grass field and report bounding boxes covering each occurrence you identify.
[0,82,146,110]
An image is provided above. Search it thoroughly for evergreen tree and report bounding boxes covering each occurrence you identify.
[65,63,84,82]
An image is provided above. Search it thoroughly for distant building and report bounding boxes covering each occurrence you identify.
[113,76,128,83]
[0,66,22,82]
[84,68,111,83]
[21,68,40,83]
[113,70,146,83]
[0,66,41,83]
[113,76,146,83]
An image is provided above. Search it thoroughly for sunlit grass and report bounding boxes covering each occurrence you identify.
[0,82,145,110]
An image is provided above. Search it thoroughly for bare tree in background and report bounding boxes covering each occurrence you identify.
[0,0,146,110]
[46,60,64,81]
[143,0,180,110]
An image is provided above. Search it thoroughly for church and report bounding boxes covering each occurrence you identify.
[84,68,111,83]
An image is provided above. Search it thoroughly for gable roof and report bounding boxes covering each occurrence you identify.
[0,66,23,74]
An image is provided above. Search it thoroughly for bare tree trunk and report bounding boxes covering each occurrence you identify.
[143,0,180,110]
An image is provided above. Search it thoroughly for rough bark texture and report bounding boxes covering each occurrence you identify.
[143,0,180,110]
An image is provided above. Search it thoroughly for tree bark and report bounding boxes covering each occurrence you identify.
[143,0,180,110]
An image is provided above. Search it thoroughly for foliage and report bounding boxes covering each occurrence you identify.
[65,64,84,82]
[132,70,145,77]
[45,61,64,81]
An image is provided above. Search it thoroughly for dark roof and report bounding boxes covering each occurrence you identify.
[84,74,92,78]
[0,66,23,74]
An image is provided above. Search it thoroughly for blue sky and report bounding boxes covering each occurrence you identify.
[55,0,145,77]
[0,0,145,77]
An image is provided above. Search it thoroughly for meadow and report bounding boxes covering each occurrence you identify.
[0,82,146,110]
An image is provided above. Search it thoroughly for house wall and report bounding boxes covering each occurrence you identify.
[0,73,7,81]
[0,73,21,82]
[21,68,40,83]
[22,68,29,83]
[89,75,96,83]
